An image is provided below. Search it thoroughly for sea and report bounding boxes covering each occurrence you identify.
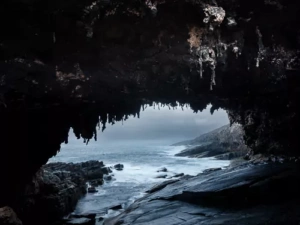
[48,137,230,221]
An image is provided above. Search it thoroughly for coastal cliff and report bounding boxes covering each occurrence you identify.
[174,124,248,159]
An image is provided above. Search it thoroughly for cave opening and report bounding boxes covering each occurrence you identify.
[45,104,232,221]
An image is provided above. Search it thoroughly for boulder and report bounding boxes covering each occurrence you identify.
[101,167,112,174]
[157,167,168,172]
[89,179,104,187]
[0,207,23,225]
[114,164,124,171]
[88,186,98,193]
[104,175,113,181]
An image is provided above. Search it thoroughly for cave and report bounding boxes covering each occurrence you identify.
[0,0,300,224]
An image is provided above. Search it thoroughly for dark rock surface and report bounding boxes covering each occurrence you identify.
[89,179,104,187]
[175,124,248,159]
[64,218,95,225]
[17,160,111,225]
[146,180,180,194]
[44,161,111,180]
[0,207,23,225]
[70,214,96,220]
[157,167,168,172]
[114,164,124,171]
[104,175,114,181]
[202,168,222,174]
[104,162,300,225]
[155,174,168,179]
[88,187,98,193]
[109,205,123,211]
[171,173,185,178]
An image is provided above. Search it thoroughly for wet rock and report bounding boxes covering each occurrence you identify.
[114,164,124,171]
[20,169,87,222]
[101,167,112,174]
[155,174,168,179]
[146,180,180,194]
[89,179,104,186]
[44,160,111,180]
[66,217,95,225]
[157,167,168,172]
[171,173,184,178]
[105,163,300,225]
[215,152,246,160]
[109,205,122,210]
[18,160,111,224]
[88,186,98,193]
[0,207,23,225]
[202,168,222,174]
[104,175,113,181]
[70,213,96,220]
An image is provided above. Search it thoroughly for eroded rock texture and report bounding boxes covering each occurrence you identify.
[104,162,300,225]
[0,0,299,222]
[18,160,111,224]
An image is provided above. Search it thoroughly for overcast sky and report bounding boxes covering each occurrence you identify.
[70,104,229,145]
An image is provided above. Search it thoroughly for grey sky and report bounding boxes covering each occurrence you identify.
[81,104,229,145]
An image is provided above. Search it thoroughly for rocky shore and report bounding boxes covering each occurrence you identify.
[16,160,113,225]
[104,161,300,225]
[2,158,300,225]
[174,124,248,160]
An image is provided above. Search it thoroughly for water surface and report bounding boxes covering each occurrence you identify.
[49,140,230,218]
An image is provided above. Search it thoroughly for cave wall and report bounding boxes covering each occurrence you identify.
[0,0,299,215]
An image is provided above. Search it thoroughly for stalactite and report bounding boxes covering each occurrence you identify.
[210,66,216,91]
[256,26,265,68]
[233,46,239,58]
[94,128,97,141]
[97,117,101,130]
[199,57,203,78]
[198,47,217,90]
